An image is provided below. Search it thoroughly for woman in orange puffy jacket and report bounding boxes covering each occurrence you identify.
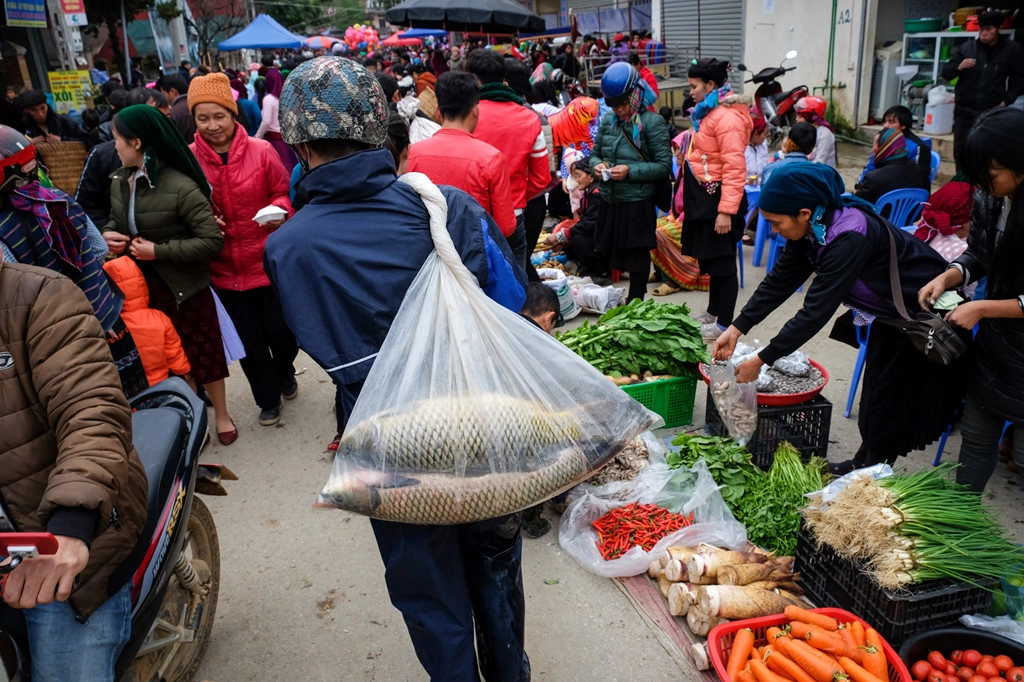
[680,57,753,343]
[187,73,298,428]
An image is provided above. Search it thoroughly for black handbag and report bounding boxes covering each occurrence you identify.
[621,131,673,214]
[882,226,968,365]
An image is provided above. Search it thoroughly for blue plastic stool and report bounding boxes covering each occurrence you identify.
[737,239,744,289]
[844,323,871,418]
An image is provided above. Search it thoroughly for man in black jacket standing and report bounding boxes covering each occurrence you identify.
[942,11,1024,165]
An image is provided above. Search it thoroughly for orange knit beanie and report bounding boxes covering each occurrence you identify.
[187,73,238,115]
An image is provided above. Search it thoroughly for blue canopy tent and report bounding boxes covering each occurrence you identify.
[401,28,450,39]
[218,14,305,51]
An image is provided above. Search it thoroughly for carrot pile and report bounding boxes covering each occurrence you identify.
[592,502,695,560]
[723,605,891,682]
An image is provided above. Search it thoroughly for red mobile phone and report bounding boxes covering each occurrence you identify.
[0,533,59,557]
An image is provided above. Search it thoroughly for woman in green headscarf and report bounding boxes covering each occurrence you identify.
[712,162,967,475]
[101,104,238,445]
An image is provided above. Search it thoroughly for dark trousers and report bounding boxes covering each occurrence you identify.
[370,514,530,682]
[506,214,529,275]
[523,195,547,283]
[216,286,299,410]
[704,256,739,327]
[952,111,976,169]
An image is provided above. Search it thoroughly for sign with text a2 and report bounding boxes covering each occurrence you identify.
[5,0,47,27]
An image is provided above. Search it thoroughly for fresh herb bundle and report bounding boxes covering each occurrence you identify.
[556,299,708,377]
[668,435,825,555]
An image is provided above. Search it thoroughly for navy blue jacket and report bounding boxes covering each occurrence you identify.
[264,149,526,425]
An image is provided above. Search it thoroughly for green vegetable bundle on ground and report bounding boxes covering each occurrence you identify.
[803,463,1024,590]
[668,435,826,556]
[556,299,708,378]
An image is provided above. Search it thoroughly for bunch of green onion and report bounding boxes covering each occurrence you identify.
[872,464,1024,588]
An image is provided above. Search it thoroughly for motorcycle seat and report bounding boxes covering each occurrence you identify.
[107,406,186,605]
[773,87,804,104]
[132,407,187,543]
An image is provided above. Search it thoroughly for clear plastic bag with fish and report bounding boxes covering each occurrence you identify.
[707,361,758,445]
[559,456,747,577]
[316,173,661,525]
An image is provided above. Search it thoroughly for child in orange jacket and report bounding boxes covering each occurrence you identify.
[103,257,191,387]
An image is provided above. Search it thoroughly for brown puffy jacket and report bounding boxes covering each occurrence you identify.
[685,94,754,216]
[0,262,148,618]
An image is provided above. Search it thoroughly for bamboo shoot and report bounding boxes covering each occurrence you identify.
[667,582,695,617]
[691,643,711,671]
[717,562,780,586]
[687,550,768,582]
[698,585,805,620]
[647,557,666,579]
[657,572,674,598]
[664,558,686,582]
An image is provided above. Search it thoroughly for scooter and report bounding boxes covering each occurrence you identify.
[0,377,237,681]
[738,50,808,146]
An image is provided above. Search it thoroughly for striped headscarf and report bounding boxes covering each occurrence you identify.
[875,128,908,165]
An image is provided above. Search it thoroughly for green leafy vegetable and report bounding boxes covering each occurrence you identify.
[556,299,709,377]
[668,435,825,555]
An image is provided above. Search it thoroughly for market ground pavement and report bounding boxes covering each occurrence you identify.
[194,143,1023,681]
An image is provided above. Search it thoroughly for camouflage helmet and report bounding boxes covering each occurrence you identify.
[279,57,389,147]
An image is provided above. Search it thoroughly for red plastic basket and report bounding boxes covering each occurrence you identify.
[706,607,912,682]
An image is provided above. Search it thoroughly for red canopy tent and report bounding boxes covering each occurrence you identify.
[381,32,423,46]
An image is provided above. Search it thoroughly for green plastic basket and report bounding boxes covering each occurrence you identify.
[621,374,698,428]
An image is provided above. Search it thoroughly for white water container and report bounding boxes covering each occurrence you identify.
[924,102,954,135]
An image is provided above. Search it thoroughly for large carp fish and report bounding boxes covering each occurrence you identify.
[317,393,659,524]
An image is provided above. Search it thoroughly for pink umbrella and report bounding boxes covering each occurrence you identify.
[305,36,339,49]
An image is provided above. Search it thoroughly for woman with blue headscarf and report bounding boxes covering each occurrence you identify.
[713,162,968,474]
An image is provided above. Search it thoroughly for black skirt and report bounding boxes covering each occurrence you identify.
[858,320,968,457]
[680,161,747,267]
[593,198,657,272]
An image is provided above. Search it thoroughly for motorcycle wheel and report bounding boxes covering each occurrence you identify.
[128,497,220,682]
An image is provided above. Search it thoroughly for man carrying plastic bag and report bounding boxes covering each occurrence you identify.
[264,57,531,682]
[266,56,659,681]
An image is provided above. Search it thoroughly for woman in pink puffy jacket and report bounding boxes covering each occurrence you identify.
[188,73,299,429]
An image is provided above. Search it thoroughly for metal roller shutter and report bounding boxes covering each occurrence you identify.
[662,0,745,86]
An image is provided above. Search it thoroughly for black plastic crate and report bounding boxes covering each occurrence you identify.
[795,525,994,647]
[704,388,831,467]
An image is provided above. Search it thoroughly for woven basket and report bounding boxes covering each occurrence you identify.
[954,6,984,26]
[35,141,88,195]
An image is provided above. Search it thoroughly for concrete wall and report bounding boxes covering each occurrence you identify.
[740,0,873,129]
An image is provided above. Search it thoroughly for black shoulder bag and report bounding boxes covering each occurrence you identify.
[621,129,673,214]
[883,226,968,365]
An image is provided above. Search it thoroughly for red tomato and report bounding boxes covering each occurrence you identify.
[912,661,935,681]
[956,669,975,682]
[996,656,1015,673]
[929,652,949,670]
[976,661,1000,678]
[943,661,958,675]
[981,655,995,663]
[989,678,1005,682]
[964,651,984,669]
[967,676,988,682]
[1006,666,1024,682]
[927,672,948,682]
[951,651,965,666]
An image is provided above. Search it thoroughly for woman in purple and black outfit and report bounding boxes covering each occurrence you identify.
[713,162,967,475]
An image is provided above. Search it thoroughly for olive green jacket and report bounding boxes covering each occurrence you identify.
[589,109,672,204]
[103,161,223,303]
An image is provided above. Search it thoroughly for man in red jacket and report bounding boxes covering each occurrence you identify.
[407,71,516,239]
[466,49,550,271]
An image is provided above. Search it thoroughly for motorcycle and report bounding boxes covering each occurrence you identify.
[738,50,808,149]
[0,377,237,682]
